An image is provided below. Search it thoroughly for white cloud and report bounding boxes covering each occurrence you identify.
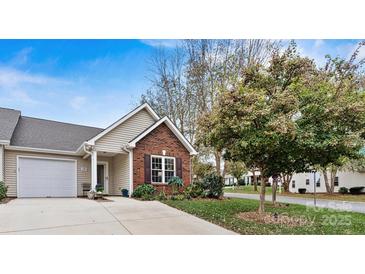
[69,96,86,110]
[141,39,181,48]
[10,47,33,65]
[12,90,40,105]
[0,67,69,87]
[314,39,325,49]
[0,89,40,106]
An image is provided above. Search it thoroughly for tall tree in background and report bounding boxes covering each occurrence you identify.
[141,47,197,143]
[225,161,248,184]
[141,39,278,175]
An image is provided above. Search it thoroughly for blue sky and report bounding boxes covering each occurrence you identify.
[0,39,363,128]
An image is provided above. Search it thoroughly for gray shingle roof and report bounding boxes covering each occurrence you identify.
[0,107,21,141]
[10,116,103,151]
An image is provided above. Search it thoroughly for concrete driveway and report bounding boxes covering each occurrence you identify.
[0,197,235,235]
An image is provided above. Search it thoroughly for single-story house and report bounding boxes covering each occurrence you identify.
[290,171,365,193]
[224,171,262,186]
[0,103,197,198]
[225,169,365,193]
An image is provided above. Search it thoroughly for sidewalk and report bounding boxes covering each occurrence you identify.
[224,192,365,214]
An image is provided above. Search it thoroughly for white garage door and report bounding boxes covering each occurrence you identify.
[18,157,77,198]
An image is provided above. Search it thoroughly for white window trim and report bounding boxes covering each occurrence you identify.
[151,155,176,184]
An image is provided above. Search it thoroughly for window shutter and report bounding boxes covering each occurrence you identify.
[176,157,182,179]
[144,154,151,184]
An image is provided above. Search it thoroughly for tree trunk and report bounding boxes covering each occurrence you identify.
[330,167,337,193]
[272,175,278,205]
[252,169,257,191]
[214,151,221,176]
[322,168,333,194]
[258,176,266,214]
[281,173,292,193]
[222,159,226,178]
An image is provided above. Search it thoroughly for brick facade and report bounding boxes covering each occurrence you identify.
[133,123,191,192]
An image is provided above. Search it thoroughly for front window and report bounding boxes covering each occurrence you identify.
[151,156,175,184]
[151,157,163,183]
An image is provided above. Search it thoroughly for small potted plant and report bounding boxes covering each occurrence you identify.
[96,186,104,198]
[121,188,129,197]
[87,190,96,200]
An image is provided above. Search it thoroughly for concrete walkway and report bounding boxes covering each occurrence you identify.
[0,197,235,235]
[225,192,365,214]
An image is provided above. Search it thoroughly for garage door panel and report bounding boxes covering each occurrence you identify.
[18,157,76,198]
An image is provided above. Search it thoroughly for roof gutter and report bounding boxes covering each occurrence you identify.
[0,140,10,145]
[4,145,79,156]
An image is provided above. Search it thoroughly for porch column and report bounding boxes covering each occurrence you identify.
[128,150,133,197]
[91,150,98,191]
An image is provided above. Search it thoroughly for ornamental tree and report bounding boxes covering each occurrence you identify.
[197,42,314,212]
[297,43,365,193]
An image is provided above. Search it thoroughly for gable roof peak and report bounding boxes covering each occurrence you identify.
[87,103,160,145]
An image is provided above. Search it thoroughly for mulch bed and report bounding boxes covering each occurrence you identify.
[237,211,312,227]
[94,197,114,202]
[0,198,15,204]
[80,196,114,202]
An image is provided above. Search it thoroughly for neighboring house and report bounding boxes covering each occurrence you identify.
[224,171,262,186]
[225,168,365,193]
[0,104,197,198]
[290,171,365,193]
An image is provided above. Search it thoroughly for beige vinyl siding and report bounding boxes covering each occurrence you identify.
[111,153,129,195]
[4,149,91,197]
[0,145,4,181]
[95,109,156,153]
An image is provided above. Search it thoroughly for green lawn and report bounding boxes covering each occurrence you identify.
[224,185,365,202]
[163,198,365,234]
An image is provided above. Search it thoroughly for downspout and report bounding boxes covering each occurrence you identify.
[83,144,92,159]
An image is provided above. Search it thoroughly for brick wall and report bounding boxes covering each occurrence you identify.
[133,123,191,192]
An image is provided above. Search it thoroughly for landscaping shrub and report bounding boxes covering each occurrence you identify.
[184,181,204,199]
[298,188,307,194]
[349,186,364,195]
[168,176,184,195]
[155,191,167,201]
[201,173,224,198]
[338,187,349,194]
[0,181,7,201]
[132,184,156,199]
[170,194,185,201]
[168,176,184,187]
